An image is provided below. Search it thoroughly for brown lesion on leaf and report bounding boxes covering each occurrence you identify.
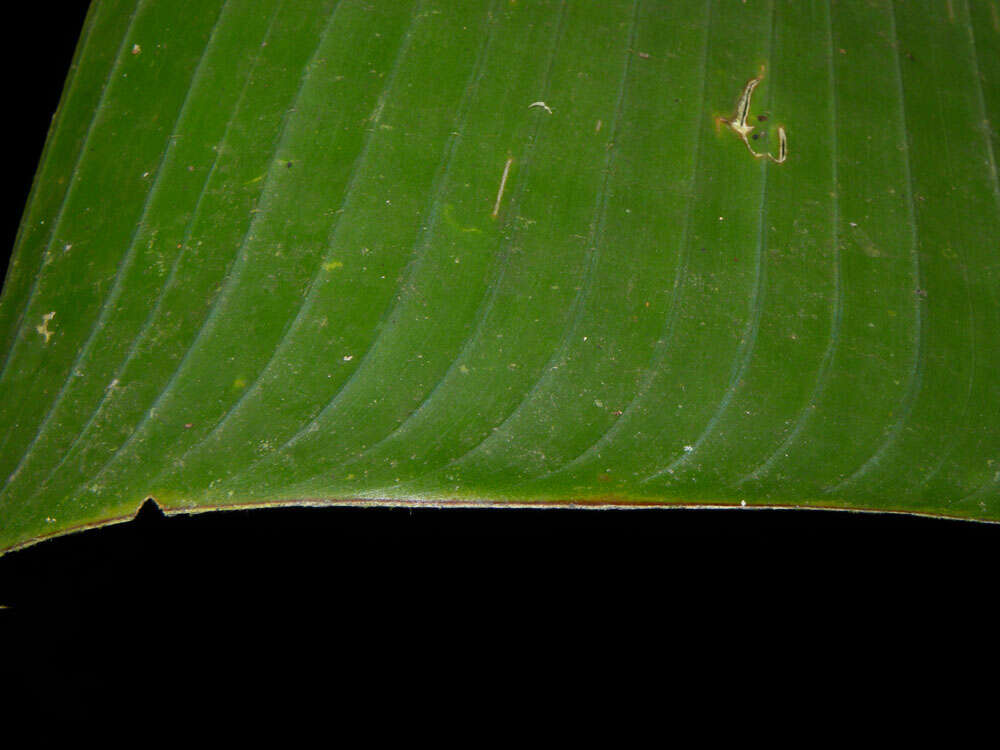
[718,69,787,165]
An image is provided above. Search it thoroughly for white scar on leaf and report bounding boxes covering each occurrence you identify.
[36,311,56,344]
[718,70,787,164]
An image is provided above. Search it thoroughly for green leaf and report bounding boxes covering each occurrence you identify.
[2,0,999,553]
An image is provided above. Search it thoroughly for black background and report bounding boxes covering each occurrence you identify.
[0,3,995,686]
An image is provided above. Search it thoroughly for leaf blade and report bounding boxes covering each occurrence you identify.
[3,0,999,552]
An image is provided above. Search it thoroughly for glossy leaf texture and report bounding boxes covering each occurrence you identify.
[2,0,999,552]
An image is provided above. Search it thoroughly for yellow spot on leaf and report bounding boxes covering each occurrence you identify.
[36,311,56,343]
[443,203,481,234]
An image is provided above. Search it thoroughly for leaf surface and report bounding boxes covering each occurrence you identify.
[2,0,999,552]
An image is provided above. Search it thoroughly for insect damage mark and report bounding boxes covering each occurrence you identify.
[718,70,787,164]
[492,156,514,219]
[36,312,56,344]
[775,123,787,163]
[722,74,760,141]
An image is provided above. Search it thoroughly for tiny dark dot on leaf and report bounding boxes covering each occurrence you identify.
[757,114,768,122]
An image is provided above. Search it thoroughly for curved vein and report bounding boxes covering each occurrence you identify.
[397,0,641,479]
[642,0,776,484]
[825,2,923,494]
[217,0,501,492]
[0,0,109,354]
[79,1,347,492]
[160,0,428,479]
[942,0,1000,503]
[227,1,569,491]
[26,1,285,503]
[0,0,230,499]
[918,35,975,489]
[0,0,146,405]
[529,0,713,483]
[737,0,841,486]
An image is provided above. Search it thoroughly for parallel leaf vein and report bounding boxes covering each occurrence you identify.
[404,0,642,478]
[245,0,570,488]
[161,0,428,480]
[531,0,713,482]
[825,1,924,494]
[643,0,776,484]
[216,0,502,493]
[27,0,286,502]
[737,0,841,486]
[0,0,146,428]
[78,0,347,493]
[0,0,230,499]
